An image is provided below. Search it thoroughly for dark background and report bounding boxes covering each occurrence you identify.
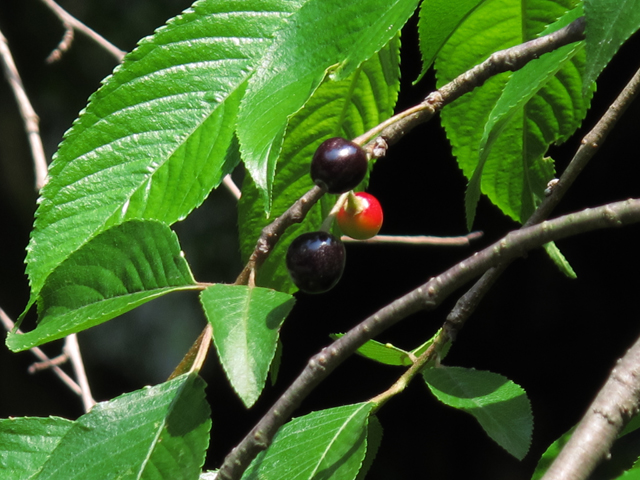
[1,1,640,479]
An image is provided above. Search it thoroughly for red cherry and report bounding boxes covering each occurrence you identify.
[337,192,383,240]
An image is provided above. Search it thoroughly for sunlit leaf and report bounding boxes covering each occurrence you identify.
[243,403,374,479]
[200,284,295,407]
[237,0,417,210]
[7,220,197,352]
[24,0,306,312]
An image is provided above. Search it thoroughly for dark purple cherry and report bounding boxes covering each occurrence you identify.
[286,231,346,294]
[310,137,368,194]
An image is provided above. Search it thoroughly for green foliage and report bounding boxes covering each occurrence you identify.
[0,417,74,479]
[23,0,311,312]
[7,220,198,352]
[416,0,487,82]
[434,0,593,227]
[242,403,375,479]
[423,366,533,460]
[237,35,401,292]
[331,328,450,367]
[236,0,417,211]
[200,284,295,407]
[583,0,640,90]
[0,374,210,479]
[4,0,640,478]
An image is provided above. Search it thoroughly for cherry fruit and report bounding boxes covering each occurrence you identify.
[286,231,346,294]
[337,191,383,240]
[310,137,368,194]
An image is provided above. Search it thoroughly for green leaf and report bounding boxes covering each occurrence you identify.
[25,374,210,480]
[618,467,640,480]
[423,366,533,460]
[238,35,401,293]
[0,417,73,480]
[242,403,374,480]
[7,220,197,352]
[237,0,417,210]
[416,0,487,82]
[544,241,577,278]
[200,284,295,407]
[583,0,640,91]
[436,0,592,228]
[24,0,306,312]
[355,415,383,480]
[464,4,585,227]
[330,333,413,366]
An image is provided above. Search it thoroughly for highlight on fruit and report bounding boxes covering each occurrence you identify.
[285,231,346,294]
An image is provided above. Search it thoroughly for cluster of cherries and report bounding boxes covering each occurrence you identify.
[286,137,384,294]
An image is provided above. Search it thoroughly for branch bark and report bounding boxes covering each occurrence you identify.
[541,334,640,480]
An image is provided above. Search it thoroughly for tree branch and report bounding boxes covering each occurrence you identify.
[218,197,640,480]
[540,333,640,480]
[354,17,586,152]
[40,0,125,63]
[445,58,640,339]
[235,185,326,286]
[0,28,48,190]
[216,18,603,479]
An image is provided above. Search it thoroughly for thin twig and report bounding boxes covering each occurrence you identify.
[0,307,82,397]
[64,335,96,411]
[222,174,242,200]
[28,352,68,373]
[40,0,125,63]
[218,197,640,480]
[235,185,326,286]
[0,28,48,190]
[342,232,483,246]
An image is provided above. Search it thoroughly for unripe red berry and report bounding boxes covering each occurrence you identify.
[337,192,383,240]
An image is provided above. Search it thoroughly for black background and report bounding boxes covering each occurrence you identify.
[1,1,640,479]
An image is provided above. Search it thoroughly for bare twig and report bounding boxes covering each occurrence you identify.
[222,174,241,200]
[1,25,97,412]
[218,197,640,480]
[342,232,483,246]
[40,0,125,62]
[0,28,48,190]
[28,352,69,373]
[0,307,82,397]
[540,333,640,480]
[64,334,96,411]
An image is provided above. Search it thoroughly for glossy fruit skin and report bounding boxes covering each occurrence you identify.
[286,231,346,294]
[310,137,368,194]
[337,192,383,240]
